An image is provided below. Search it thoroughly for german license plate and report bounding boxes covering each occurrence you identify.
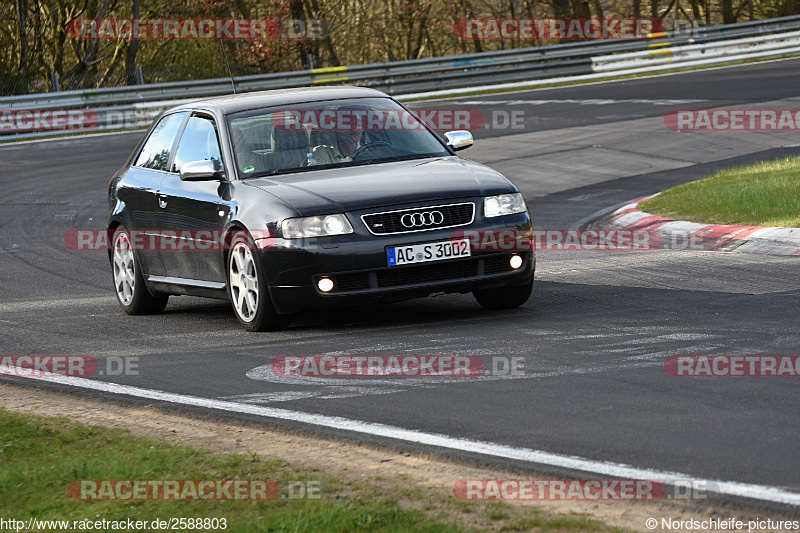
[387,239,471,267]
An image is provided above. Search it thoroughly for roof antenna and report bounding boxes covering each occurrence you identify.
[219,39,237,94]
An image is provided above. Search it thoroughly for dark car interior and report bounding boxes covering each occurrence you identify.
[227,99,450,177]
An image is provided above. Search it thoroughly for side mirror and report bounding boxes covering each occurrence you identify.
[180,160,223,181]
[444,130,473,152]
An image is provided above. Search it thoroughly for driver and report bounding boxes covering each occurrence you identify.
[307,117,363,165]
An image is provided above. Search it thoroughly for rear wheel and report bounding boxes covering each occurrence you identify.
[111,226,168,314]
[473,275,533,310]
[228,235,288,332]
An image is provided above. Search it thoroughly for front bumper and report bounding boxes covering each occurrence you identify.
[257,206,535,314]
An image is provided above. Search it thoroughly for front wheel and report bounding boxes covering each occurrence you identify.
[228,238,288,332]
[111,226,168,315]
[473,275,533,310]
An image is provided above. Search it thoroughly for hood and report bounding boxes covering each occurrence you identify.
[245,156,516,215]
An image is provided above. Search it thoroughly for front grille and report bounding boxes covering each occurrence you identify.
[332,272,370,291]
[484,254,517,274]
[361,203,474,235]
[377,259,477,287]
[321,253,525,294]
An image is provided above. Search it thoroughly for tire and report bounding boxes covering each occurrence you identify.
[473,275,533,310]
[111,226,169,315]
[227,233,289,332]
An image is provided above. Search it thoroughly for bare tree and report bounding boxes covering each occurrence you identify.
[125,0,139,84]
[61,0,116,88]
[721,0,736,21]
[4,0,800,95]
[14,0,28,77]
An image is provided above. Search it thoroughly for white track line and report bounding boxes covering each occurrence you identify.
[0,129,146,147]
[401,55,800,101]
[12,373,800,507]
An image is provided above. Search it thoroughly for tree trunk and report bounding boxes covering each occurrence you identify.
[779,0,800,16]
[550,0,572,18]
[304,0,340,66]
[572,0,592,18]
[15,0,29,77]
[592,0,605,19]
[125,0,140,85]
[721,0,736,23]
[687,0,703,22]
[62,0,114,87]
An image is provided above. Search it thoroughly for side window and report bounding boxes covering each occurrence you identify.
[172,116,222,173]
[135,112,187,171]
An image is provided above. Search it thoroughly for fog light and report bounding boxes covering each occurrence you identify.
[509,254,523,270]
[317,277,334,293]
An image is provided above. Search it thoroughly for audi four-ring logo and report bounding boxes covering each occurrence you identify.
[400,210,445,228]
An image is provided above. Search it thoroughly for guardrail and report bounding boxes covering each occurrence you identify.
[592,28,800,72]
[2,14,800,140]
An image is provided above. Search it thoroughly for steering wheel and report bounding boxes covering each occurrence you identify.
[351,141,393,161]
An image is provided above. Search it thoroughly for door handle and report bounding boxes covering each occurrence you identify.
[158,195,168,209]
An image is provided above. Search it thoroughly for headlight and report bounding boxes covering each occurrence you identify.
[281,214,354,238]
[484,193,527,217]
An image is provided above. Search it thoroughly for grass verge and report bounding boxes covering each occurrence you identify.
[640,156,800,227]
[0,408,622,532]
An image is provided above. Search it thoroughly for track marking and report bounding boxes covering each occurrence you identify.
[454,98,706,105]
[0,129,146,147]
[246,358,660,386]
[402,55,800,101]
[220,387,407,403]
[0,296,111,312]
[11,373,800,507]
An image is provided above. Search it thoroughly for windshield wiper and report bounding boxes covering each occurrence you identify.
[244,169,286,179]
[244,166,317,179]
[242,153,447,179]
[354,153,446,165]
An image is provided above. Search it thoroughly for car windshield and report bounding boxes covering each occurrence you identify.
[227,97,450,178]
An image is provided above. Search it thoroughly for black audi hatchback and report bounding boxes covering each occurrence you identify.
[108,87,535,331]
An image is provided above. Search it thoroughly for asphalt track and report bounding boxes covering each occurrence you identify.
[1,58,799,510]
